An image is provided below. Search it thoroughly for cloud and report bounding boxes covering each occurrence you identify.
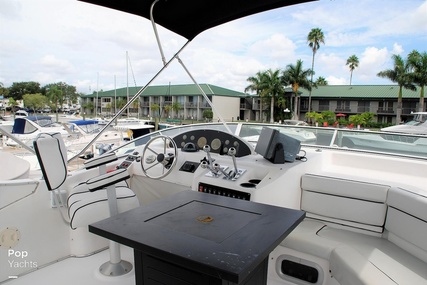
[39,55,75,74]
[248,34,297,63]
[391,43,404,55]
[326,76,347,85]
[1,0,426,92]
[358,46,390,82]
[0,0,22,19]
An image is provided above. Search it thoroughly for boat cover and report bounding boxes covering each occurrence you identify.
[79,0,315,40]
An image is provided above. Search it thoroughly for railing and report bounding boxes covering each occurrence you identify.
[377,108,394,114]
[357,107,371,113]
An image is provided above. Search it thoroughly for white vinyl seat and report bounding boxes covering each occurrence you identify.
[33,132,138,276]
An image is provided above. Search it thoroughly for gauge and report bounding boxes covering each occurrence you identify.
[211,138,221,150]
[225,139,230,145]
[197,137,207,148]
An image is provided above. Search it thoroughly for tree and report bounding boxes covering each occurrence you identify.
[307,28,325,112]
[43,82,78,108]
[8,97,18,113]
[172,102,182,118]
[150,103,160,118]
[245,71,267,122]
[163,105,171,118]
[0,82,9,98]
[260,69,284,123]
[46,86,63,122]
[282,60,313,120]
[346,55,359,85]
[377,54,416,124]
[203,109,213,121]
[408,50,427,112]
[315,77,328,86]
[8,82,41,101]
[23,93,48,113]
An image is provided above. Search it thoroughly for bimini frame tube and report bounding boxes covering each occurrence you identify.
[177,56,232,134]
[69,41,191,162]
[149,0,232,134]
[71,0,234,161]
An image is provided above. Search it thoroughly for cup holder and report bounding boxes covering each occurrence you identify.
[240,182,256,188]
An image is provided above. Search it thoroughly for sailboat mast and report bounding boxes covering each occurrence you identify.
[126,51,129,118]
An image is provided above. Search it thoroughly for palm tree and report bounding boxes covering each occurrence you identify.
[377,54,416,124]
[307,28,325,112]
[245,71,267,122]
[315,76,328,86]
[172,101,181,118]
[282,59,313,120]
[261,69,284,123]
[408,50,427,112]
[346,55,359,85]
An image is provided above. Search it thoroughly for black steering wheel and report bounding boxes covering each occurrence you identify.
[141,135,178,179]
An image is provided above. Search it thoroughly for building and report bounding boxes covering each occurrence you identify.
[298,85,424,124]
[80,84,247,122]
[80,84,424,124]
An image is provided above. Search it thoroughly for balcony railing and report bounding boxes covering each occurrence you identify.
[318,106,330,111]
[377,108,394,114]
[240,103,251,109]
[335,108,351,112]
[357,107,371,113]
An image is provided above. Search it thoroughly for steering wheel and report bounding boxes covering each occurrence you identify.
[141,135,178,179]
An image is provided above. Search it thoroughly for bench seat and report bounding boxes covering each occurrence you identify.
[281,174,427,285]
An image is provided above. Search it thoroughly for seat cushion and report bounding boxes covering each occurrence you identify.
[67,183,139,229]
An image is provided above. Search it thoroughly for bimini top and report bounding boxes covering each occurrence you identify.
[79,0,315,40]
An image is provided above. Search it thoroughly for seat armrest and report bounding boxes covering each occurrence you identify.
[84,152,117,170]
[87,168,130,192]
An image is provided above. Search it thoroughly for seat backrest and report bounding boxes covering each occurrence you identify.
[301,174,390,234]
[33,133,68,190]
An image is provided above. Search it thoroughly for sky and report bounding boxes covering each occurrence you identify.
[1,0,426,95]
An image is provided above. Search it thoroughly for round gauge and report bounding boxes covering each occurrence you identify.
[197,137,207,148]
[181,142,186,147]
[190,135,195,141]
[233,141,240,147]
[211,138,221,150]
[223,147,228,154]
[182,135,187,140]
[225,139,230,145]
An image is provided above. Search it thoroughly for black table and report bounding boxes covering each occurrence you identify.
[89,190,305,285]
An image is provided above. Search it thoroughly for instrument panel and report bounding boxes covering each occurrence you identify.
[172,129,252,157]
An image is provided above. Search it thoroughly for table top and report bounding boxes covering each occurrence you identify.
[89,190,305,283]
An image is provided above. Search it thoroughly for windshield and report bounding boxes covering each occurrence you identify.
[110,122,427,160]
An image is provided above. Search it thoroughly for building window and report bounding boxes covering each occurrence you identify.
[378,101,394,113]
[402,101,417,115]
[336,100,350,112]
[357,101,370,113]
[318,100,329,111]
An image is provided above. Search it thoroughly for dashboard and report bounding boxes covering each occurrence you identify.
[116,128,297,204]
[172,129,253,157]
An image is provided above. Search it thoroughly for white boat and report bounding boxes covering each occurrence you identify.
[381,112,427,135]
[1,115,68,147]
[62,119,131,155]
[1,1,426,285]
